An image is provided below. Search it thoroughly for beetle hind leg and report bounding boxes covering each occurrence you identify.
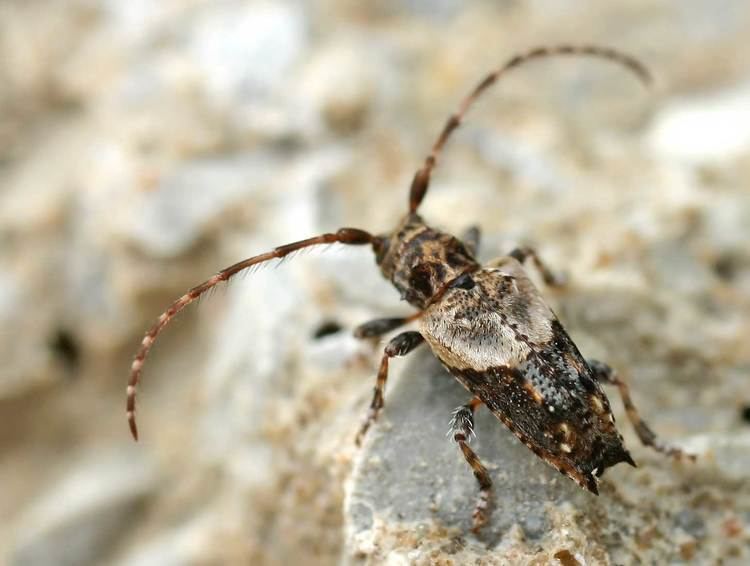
[588,359,696,461]
[449,397,493,533]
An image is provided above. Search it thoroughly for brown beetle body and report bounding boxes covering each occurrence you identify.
[126,45,692,532]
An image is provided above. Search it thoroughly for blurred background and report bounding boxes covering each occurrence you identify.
[1,1,749,564]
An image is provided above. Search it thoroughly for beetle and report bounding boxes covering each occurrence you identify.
[126,45,693,532]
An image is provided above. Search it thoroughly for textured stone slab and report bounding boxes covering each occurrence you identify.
[346,350,592,548]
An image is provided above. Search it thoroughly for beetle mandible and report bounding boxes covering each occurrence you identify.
[126,45,693,532]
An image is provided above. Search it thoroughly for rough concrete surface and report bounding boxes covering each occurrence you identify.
[1,1,749,565]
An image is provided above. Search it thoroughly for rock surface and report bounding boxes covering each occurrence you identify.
[1,1,749,565]
[345,345,750,565]
[346,351,592,545]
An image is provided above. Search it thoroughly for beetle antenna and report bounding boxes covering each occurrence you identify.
[408,44,652,213]
[126,228,373,441]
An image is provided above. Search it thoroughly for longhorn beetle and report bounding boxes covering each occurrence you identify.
[127,45,694,532]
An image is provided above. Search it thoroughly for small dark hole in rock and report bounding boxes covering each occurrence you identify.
[713,254,738,281]
[741,405,750,424]
[313,320,343,339]
[50,329,80,373]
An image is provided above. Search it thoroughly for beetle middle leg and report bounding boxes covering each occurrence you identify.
[588,359,696,461]
[509,246,567,287]
[450,397,493,532]
[353,310,424,339]
[353,317,410,339]
[355,331,424,445]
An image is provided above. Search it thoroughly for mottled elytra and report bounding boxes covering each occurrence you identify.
[127,45,693,532]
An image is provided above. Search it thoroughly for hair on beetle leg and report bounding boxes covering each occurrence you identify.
[448,404,477,443]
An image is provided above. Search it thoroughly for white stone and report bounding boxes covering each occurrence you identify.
[647,81,750,162]
[11,449,157,566]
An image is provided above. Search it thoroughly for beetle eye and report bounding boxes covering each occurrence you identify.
[451,273,475,290]
[409,264,434,298]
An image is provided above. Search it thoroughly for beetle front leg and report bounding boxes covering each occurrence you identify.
[355,331,424,445]
[509,246,567,287]
[449,397,493,533]
[588,359,696,461]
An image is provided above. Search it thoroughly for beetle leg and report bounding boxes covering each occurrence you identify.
[588,359,696,461]
[353,309,425,339]
[509,246,567,287]
[449,397,493,533]
[355,331,424,445]
[353,317,409,339]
